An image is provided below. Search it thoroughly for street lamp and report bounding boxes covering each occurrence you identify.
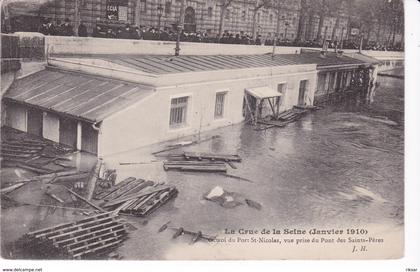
[284,22,290,41]
[175,0,186,56]
[157,4,163,30]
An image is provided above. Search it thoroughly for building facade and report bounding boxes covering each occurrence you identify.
[6,0,355,42]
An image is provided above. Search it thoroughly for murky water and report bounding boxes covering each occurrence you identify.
[103,69,404,259]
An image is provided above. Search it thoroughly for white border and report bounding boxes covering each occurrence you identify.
[1,1,418,271]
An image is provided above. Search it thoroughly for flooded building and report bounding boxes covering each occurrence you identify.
[281,50,381,104]
[2,54,318,156]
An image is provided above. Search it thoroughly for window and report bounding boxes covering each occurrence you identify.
[214,92,227,119]
[276,83,287,106]
[242,10,246,19]
[140,0,146,14]
[277,83,287,94]
[169,96,188,127]
[269,14,273,24]
[225,9,230,20]
[207,7,213,17]
[317,73,327,94]
[165,1,171,15]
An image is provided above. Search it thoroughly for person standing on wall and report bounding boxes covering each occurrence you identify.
[78,22,88,37]
[60,18,74,36]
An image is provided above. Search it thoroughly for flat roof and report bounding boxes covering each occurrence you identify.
[52,52,377,75]
[52,54,301,75]
[4,68,154,123]
[279,51,373,68]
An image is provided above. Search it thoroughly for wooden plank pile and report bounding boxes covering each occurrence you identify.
[163,152,242,173]
[1,137,74,174]
[94,177,178,217]
[17,212,128,259]
[257,107,310,128]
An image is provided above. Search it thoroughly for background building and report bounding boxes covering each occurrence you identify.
[3,0,403,47]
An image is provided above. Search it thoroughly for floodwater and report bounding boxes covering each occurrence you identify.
[102,68,404,259]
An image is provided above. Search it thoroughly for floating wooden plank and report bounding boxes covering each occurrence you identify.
[38,216,115,240]
[27,212,114,237]
[102,185,173,208]
[56,224,125,247]
[13,163,52,174]
[65,187,106,212]
[51,172,90,183]
[1,182,25,194]
[102,179,147,201]
[20,211,127,259]
[93,177,137,200]
[163,163,228,173]
[257,120,287,128]
[45,192,64,203]
[183,152,241,162]
[151,135,220,155]
[49,221,119,242]
[164,160,225,165]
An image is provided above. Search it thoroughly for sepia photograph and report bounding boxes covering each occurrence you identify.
[0,0,409,263]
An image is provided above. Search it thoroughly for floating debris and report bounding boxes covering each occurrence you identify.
[204,186,262,210]
[158,222,216,244]
[94,177,178,217]
[16,212,128,259]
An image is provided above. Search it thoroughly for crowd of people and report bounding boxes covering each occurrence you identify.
[33,18,403,51]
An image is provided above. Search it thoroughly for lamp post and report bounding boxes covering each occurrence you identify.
[359,31,364,53]
[339,27,345,51]
[175,0,186,56]
[157,4,163,30]
[284,21,289,41]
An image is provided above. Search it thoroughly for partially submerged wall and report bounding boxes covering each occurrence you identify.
[98,67,317,156]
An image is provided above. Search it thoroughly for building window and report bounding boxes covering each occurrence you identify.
[165,1,171,15]
[242,10,246,19]
[269,14,273,24]
[277,83,287,106]
[225,9,230,20]
[169,96,189,127]
[214,92,227,119]
[207,7,213,17]
[277,83,287,94]
[140,0,146,14]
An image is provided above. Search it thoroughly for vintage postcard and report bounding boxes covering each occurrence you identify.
[0,0,409,264]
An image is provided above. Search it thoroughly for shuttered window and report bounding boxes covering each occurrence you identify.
[169,96,188,127]
[214,92,226,119]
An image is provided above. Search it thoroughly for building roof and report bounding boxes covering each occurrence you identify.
[54,54,300,75]
[279,51,373,69]
[246,86,282,99]
[3,68,154,123]
[54,51,377,75]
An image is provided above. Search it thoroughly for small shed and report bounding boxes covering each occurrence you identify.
[244,86,283,124]
[3,68,154,155]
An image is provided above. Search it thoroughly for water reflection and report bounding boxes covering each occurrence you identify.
[110,71,404,259]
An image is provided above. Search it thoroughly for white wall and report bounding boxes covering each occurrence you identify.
[98,68,317,156]
[46,36,301,56]
[42,35,404,59]
[5,103,27,132]
[42,112,60,142]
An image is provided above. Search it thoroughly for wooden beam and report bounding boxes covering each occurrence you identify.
[65,187,106,212]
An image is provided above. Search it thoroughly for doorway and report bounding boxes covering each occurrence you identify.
[27,108,43,136]
[184,7,196,33]
[298,80,308,106]
[59,117,77,149]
